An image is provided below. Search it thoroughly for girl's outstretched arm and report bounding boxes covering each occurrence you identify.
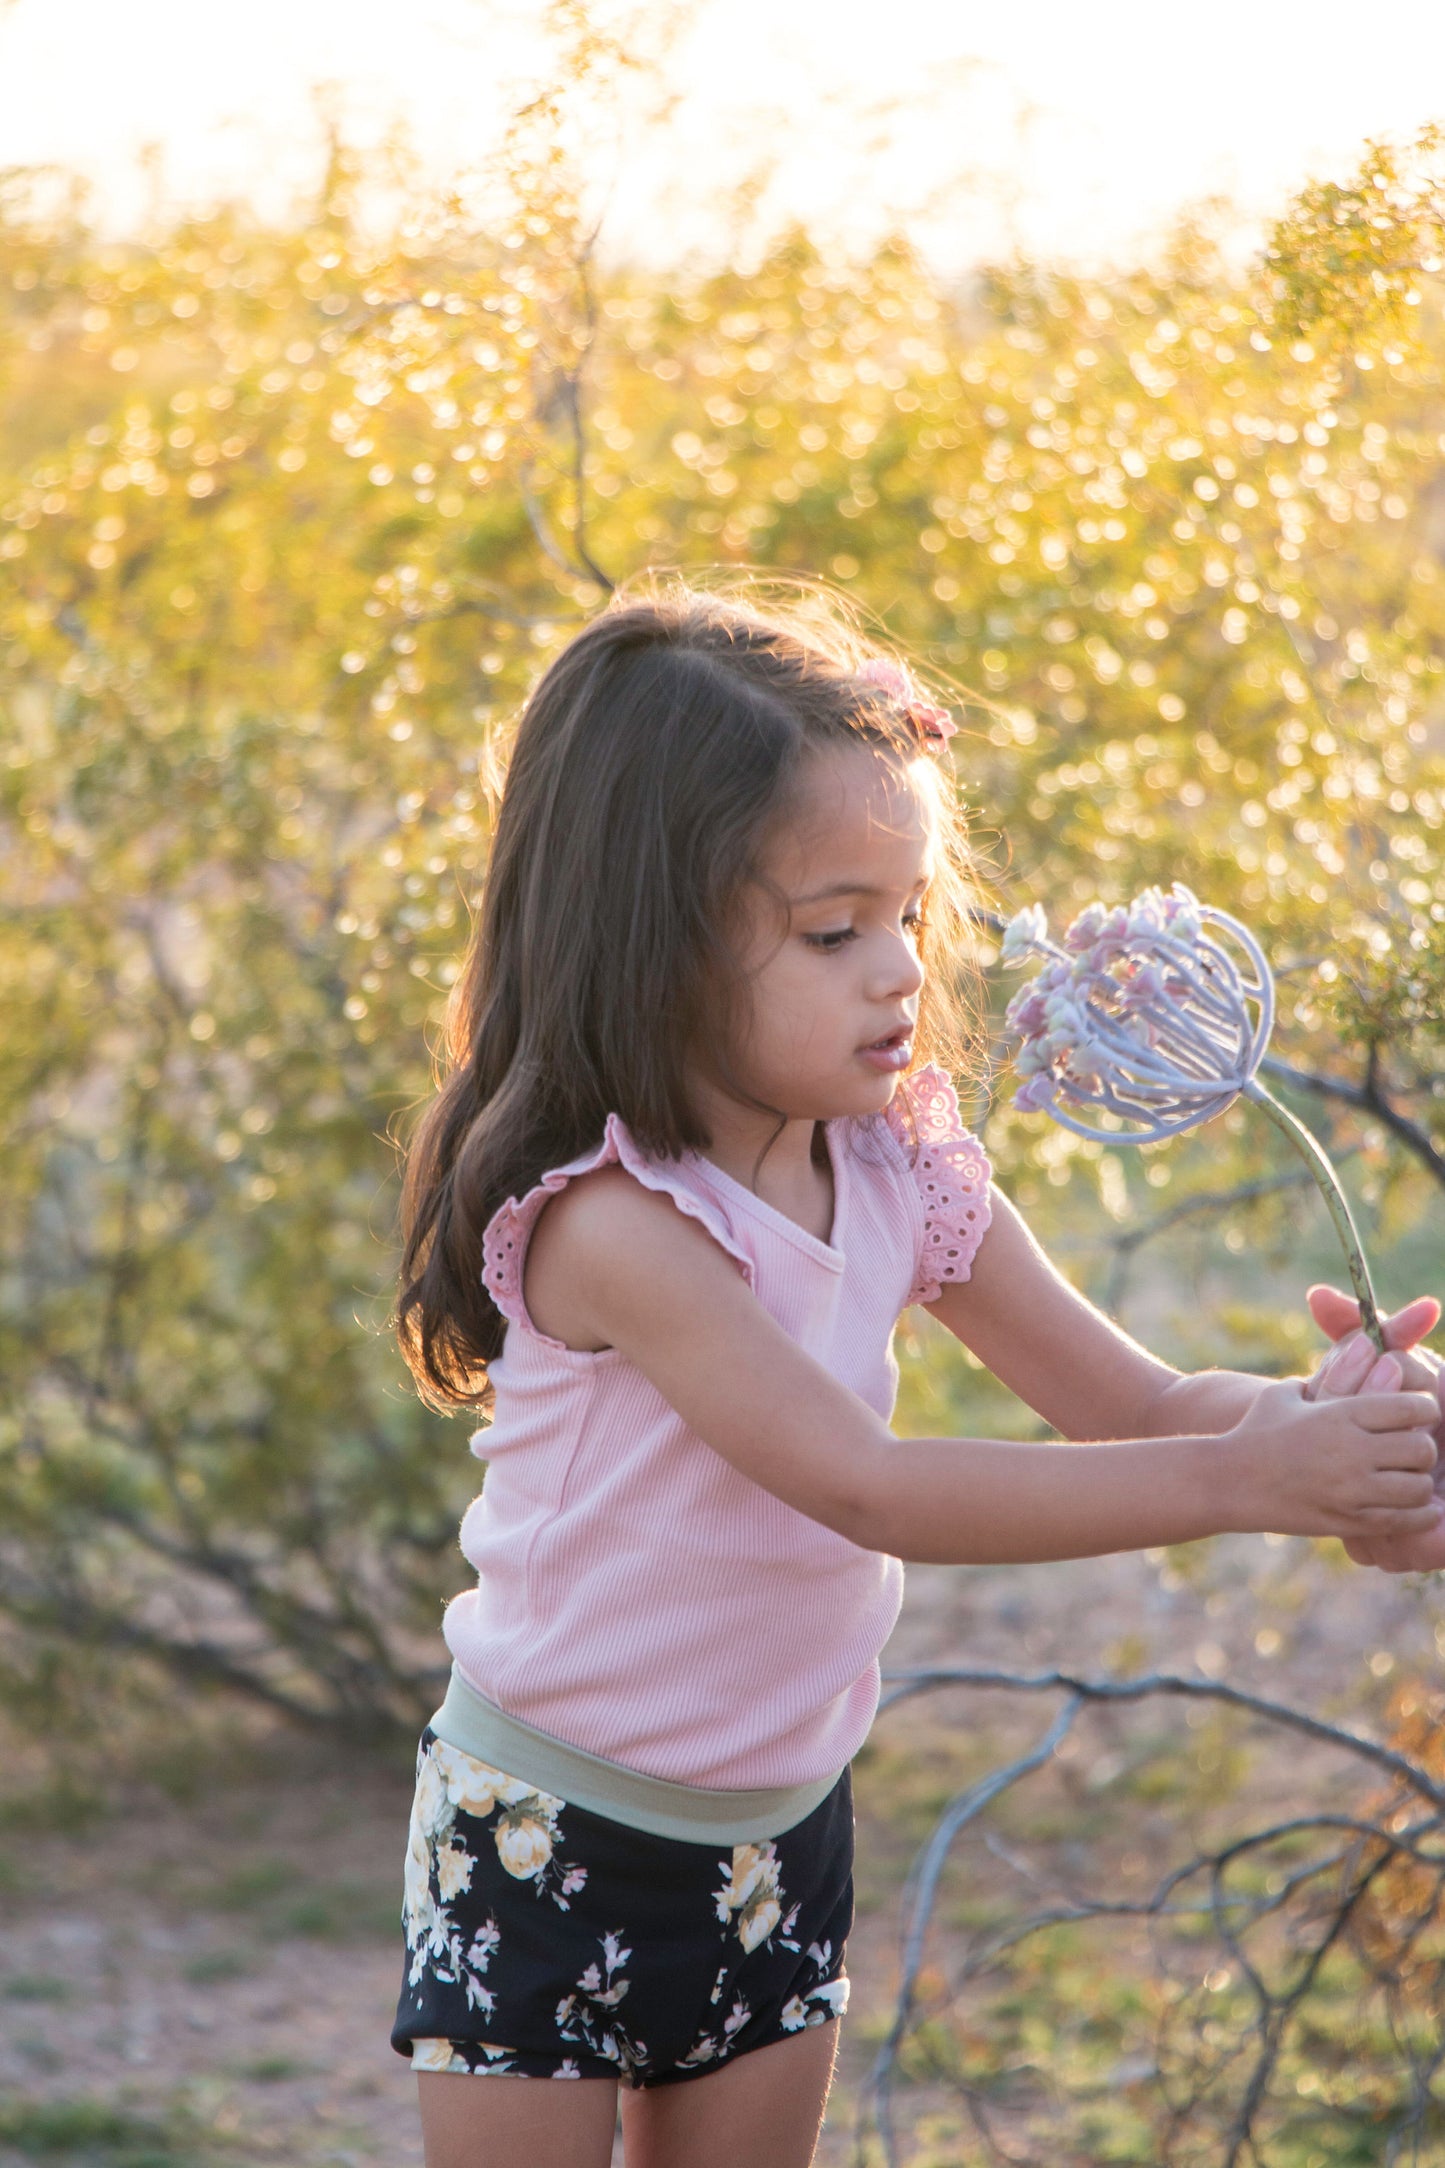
[524,1167,1441,1569]
[922,1184,1303,1441]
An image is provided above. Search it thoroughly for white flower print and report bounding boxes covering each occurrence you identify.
[780,1979,849,2031]
[403,1820,436,1950]
[413,1751,454,1841]
[401,1744,508,2010]
[555,1933,650,2077]
[678,1994,751,2069]
[402,1724,587,2042]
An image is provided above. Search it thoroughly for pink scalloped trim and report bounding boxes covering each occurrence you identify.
[884,1065,994,1305]
[480,1114,755,1349]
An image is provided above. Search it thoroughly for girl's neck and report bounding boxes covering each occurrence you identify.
[687,1080,835,1244]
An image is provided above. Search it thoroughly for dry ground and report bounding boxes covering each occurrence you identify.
[2,1530,1437,2167]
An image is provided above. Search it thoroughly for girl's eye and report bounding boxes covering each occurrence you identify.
[903,909,924,936]
[804,927,857,952]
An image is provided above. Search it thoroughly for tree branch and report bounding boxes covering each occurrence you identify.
[1261,1051,1445,1188]
[854,1664,1445,2165]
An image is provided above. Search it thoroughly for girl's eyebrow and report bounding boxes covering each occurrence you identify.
[790,881,878,905]
[790,877,929,906]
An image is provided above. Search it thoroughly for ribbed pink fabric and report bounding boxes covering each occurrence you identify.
[441,1064,994,1788]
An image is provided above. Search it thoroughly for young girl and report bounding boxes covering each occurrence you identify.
[390,578,1442,2168]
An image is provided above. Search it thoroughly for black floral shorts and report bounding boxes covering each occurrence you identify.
[390,1726,854,2088]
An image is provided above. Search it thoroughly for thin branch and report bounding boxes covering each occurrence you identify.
[1101,1161,1340,1315]
[862,1695,1083,2168]
[1261,1052,1445,1187]
[854,1665,1445,2165]
[878,1667,1445,1810]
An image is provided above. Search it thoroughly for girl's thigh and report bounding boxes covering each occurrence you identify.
[417,2070,619,2168]
[621,2023,840,2168]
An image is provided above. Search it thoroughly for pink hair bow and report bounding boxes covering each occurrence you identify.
[858,656,958,748]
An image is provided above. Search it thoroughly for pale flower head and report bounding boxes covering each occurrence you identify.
[1001,902,1049,961]
[1000,882,1275,1144]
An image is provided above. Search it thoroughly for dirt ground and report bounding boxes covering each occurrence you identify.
[2,1528,1439,2168]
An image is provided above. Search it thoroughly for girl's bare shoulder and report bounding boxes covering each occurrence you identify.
[524,1163,735,1351]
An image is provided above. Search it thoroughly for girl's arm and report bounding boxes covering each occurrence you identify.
[920,1184,1266,1441]
[524,1169,1441,1568]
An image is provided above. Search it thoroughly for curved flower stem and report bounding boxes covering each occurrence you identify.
[1242,1079,1384,1353]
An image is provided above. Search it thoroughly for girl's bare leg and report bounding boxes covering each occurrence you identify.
[621,2024,840,2168]
[417,2070,618,2168]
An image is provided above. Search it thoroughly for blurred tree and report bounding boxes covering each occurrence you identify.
[0,72,1442,1732]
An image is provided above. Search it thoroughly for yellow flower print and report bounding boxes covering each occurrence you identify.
[411,2039,516,2073]
[718,1843,773,1916]
[713,1840,796,1954]
[436,1838,474,1902]
[495,1807,555,1880]
[411,2039,472,2074]
[431,1739,540,1820]
[738,1894,781,1953]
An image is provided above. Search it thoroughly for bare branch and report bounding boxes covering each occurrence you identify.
[853,1664,1445,2164]
[1261,1052,1445,1188]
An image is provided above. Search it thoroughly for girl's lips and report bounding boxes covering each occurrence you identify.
[858,1031,913,1073]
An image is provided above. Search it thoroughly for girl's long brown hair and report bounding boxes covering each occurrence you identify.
[396,574,992,1412]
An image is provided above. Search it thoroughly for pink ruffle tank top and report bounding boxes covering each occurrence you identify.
[441,1063,994,1790]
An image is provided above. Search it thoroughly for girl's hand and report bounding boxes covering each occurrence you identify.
[1221,1376,1441,1545]
[1305,1285,1445,1571]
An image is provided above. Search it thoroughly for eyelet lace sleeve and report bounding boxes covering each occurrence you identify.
[481,1114,755,1350]
[882,1064,994,1307]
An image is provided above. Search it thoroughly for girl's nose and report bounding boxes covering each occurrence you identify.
[871,929,925,1002]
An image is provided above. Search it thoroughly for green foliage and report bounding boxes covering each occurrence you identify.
[0,2095,211,2164]
[1,86,1443,1736]
[1268,125,1445,355]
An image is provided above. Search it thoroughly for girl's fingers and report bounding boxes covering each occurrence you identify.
[1307,1286,1441,1361]
[1315,1333,1376,1394]
[1383,1296,1443,1349]
[1307,1284,1364,1341]
[1375,1439,1439,1479]
[1353,1389,1441,1432]
[1367,1467,1437,1504]
[1354,1501,1445,1534]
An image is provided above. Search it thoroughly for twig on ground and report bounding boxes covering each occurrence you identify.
[855,1664,1445,2167]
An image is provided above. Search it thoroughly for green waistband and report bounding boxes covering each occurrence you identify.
[428,1667,842,1846]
